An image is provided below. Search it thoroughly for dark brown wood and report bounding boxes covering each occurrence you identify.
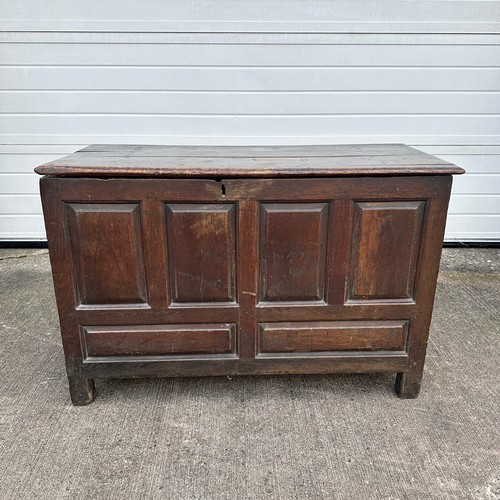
[259,321,408,353]
[54,176,449,202]
[36,145,462,404]
[82,324,236,356]
[165,203,236,303]
[82,354,409,379]
[66,203,148,305]
[259,203,329,302]
[237,200,259,359]
[140,200,171,310]
[348,201,425,301]
[40,177,95,405]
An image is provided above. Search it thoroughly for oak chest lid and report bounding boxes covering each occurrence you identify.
[35,144,464,178]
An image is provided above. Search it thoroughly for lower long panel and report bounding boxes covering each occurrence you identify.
[81,323,236,356]
[82,352,409,379]
[259,320,408,353]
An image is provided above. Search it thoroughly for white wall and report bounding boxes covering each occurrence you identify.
[1,1,499,241]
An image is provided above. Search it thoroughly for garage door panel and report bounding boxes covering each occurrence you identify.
[451,175,500,195]
[0,214,45,240]
[3,42,500,67]
[2,115,498,137]
[0,195,41,214]
[3,67,500,91]
[0,174,39,194]
[446,215,500,241]
[448,195,500,215]
[2,92,499,115]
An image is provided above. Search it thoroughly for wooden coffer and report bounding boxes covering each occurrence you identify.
[36,144,464,405]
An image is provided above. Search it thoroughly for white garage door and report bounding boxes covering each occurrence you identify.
[1,1,499,242]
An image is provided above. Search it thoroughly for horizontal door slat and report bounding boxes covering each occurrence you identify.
[2,67,499,91]
[2,115,498,137]
[2,43,500,67]
[2,92,499,114]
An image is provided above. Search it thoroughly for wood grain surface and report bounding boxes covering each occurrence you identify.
[35,144,464,177]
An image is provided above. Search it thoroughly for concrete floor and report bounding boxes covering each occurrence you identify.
[0,247,498,500]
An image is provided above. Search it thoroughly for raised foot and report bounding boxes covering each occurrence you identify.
[68,376,96,406]
[395,372,421,399]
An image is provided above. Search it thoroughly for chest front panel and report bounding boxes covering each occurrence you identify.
[44,175,450,368]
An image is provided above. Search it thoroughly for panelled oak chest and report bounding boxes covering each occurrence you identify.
[35,144,464,405]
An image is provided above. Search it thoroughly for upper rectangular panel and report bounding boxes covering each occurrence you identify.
[348,201,425,302]
[166,203,236,304]
[34,144,464,178]
[66,203,147,306]
[259,202,329,303]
